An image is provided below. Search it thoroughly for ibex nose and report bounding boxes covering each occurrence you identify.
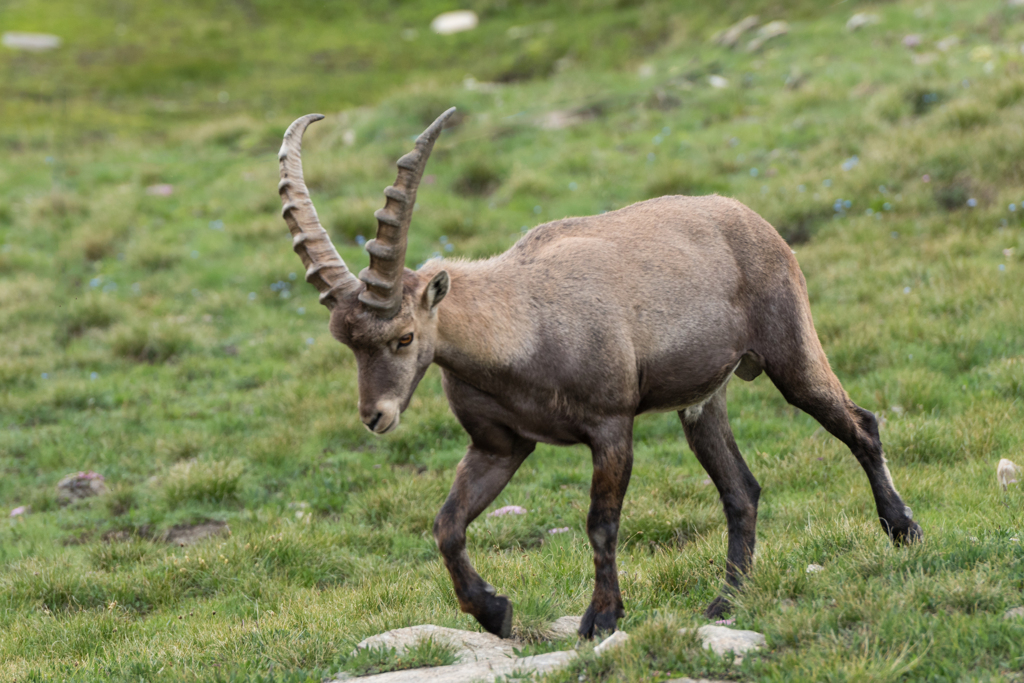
[365,412,383,431]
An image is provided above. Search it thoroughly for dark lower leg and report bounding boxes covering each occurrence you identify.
[579,427,633,638]
[680,389,761,619]
[433,442,532,637]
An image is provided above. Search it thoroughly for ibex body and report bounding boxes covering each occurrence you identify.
[279,109,921,638]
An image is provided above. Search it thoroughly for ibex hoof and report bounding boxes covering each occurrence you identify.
[578,603,622,639]
[893,520,923,546]
[704,595,732,620]
[476,594,513,639]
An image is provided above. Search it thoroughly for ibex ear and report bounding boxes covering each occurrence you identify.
[422,270,450,311]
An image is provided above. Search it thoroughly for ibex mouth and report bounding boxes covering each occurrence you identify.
[374,415,399,435]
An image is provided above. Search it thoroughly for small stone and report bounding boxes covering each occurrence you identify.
[846,13,880,31]
[594,630,630,655]
[936,35,959,52]
[708,75,729,89]
[680,625,766,662]
[714,15,759,49]
[57,471,108,505]
[746,21,789,52]
[430,10,478,35]
[146,184,174,196]
[806,563,825,573]
[1004,607,1024,620]
[2,31,61,51]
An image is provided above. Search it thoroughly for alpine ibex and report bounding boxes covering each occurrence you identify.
[278,108,922,638]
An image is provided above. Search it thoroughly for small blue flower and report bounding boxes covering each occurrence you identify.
[750,168,759,177]
[967,198,977,208]
[288,272,297,281]
[297,307,305,315]
[209,219,224,230]
[844,200,852,209]
[883,202,892,211]
[439,235,448,244]
[878,185,888,194]
[89,278,101,288]
[248,292,257,301]
[662,127,671,136]
[1009,204,1017,212]
[444,243,454,252]
[903,287,911,294]
[892,231,899,239]
[90,372,98,380]
[568,182,578,191]
[999,264,1006,271]
[41,373,48,380]
[306,337,315,345]
[798,184,806,193]
[355,235,366,246]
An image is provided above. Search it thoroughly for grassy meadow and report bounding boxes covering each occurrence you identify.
[2,0,1024,680]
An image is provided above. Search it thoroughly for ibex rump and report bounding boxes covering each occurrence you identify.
[278,109,921,638]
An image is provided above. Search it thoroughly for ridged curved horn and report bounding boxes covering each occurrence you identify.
[279,114,361,310]
[358,107,457,318]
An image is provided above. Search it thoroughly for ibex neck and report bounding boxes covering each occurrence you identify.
[429,258,533,376]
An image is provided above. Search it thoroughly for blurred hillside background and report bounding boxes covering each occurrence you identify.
[1,1,1024,681]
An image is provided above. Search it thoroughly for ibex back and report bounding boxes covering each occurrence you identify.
[278,109,922,638]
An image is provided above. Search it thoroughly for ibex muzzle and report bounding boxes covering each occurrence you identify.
[278,109,922,639]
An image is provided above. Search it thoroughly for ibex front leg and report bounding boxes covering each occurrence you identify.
[433,439,534,638]
[579,421,634,638]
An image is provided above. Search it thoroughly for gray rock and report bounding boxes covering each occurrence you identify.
[328,650,577,683]
[1003,606,1024,620]
[679,625,766,663]
[353,625,516,664]
[593,630,630,655]
[57,471,107,505]
[2,31,61,51]
[714,15,759,48]
[545,615,581,640]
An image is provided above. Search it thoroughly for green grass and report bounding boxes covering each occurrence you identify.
[2,0,1024,681]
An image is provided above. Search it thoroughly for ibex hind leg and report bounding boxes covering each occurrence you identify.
[679,386,761,620]
[761,332,922,544]
[433,441,534,638]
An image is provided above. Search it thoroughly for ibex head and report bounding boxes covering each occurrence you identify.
[278,108,455,434]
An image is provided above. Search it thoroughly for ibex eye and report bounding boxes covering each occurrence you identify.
[398,333,414,347]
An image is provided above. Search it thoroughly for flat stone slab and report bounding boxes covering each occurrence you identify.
[354,625,517,664]
[330,650,577,683]
[680,625,766,662]
[545,615,581,640]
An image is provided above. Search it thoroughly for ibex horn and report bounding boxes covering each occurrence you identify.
[279,114,361,310]
[358,107,457,318]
